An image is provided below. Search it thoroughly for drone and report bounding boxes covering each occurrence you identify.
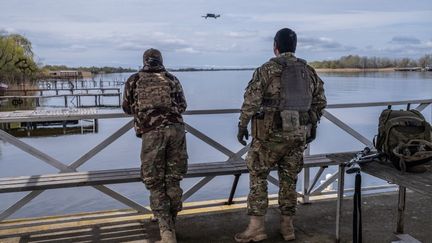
[202,13,221,19]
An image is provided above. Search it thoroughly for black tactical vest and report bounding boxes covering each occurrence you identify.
[274,58,312,112]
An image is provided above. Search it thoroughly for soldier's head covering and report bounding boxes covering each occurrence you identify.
[274,28,297,53]
[143,48,163,67]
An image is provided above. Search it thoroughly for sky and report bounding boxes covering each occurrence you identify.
[1,0,431,68]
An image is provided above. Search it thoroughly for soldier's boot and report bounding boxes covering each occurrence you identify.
[280,215,295,241]
[234,216,268,242]
[156,230,177,243]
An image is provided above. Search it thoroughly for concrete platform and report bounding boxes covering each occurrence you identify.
[0,191,430,243]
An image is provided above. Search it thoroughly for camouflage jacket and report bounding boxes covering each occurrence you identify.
[122,66,187,136]
[239,52,327,130]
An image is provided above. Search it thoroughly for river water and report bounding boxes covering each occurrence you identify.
[0,71,431,218]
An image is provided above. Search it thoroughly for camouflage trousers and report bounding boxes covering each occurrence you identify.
[140,123,188,232]
[246,132,306,216]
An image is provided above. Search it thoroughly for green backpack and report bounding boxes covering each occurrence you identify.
[375,108,432,171]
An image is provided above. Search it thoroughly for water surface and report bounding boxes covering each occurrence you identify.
[0,71,431,218]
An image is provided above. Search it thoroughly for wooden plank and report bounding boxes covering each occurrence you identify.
[394,234,422,243]
[361,161,432,196]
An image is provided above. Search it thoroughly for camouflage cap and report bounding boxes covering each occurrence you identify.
[143,48,163,66]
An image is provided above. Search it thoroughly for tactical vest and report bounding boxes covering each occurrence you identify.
[274,58,312,111]
[252,58,314,140]
[135,71,172,111]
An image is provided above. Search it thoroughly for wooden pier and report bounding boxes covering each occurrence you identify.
[0,109,99,137]
[0,99,431,242]
[1,92,121,108]
[37,79,125,89]
[3,87,120,96]
[0,192,430,242]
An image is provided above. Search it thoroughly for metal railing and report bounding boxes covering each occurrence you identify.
[0,98,431,222]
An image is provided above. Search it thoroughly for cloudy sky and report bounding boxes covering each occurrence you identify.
[1,0,431,68]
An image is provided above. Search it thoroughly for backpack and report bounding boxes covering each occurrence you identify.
[375,108,432,171]
[135,71,172,111]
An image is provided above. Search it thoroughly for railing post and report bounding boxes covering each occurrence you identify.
[226,174,241,205]
[336,163,346,243]
[302,145,311,204]
[396,185,406,234]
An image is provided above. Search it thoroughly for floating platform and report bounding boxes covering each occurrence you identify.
[0,109,99,137]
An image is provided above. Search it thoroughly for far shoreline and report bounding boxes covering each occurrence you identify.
[315,67,395,73]
[167,67,426,73]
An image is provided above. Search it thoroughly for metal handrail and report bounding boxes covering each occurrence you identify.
[0,98,430,221]
[0,98,430,123]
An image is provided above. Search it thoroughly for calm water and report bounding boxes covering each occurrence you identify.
[1,71,431,218]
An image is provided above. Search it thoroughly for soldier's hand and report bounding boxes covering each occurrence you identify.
[237,125,249,146]
[306,125,317,144]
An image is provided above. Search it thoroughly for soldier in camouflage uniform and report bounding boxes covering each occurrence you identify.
[122,48,187,243]
[235,28,327,242]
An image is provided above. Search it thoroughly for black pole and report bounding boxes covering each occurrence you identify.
[226,174,241,205]
[353,172,362,243]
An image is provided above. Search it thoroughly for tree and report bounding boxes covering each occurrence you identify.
[0,32,38,84]
[418,54,432,68]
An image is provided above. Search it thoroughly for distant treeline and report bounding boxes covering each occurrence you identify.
[310,54,432,69]
[168,67,255,72]
[42,65,137,74]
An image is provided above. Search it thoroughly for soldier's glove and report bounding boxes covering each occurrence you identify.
[237,124,249,146]
[306,125,317,144]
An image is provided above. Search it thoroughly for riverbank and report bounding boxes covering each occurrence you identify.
[316,68,395,73]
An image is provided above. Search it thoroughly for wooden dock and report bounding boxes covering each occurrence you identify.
[0,109,99,136]
[0,192,431,242]
[0,99,431,242]
[3,87,120,96]
[1,93,121,108]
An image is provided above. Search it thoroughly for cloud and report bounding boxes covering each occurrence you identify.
[246,10,432,32]
[67,44,88,52]
[357,38,432,58]
[176,47,199,54]
[390,36,421,44]
[225,31,258,39]
[298,37,356,52]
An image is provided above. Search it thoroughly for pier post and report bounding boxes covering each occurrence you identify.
[94,119,99,133]
[396,185,406,233]
[62,121,66,135]
[64,96,68,107]
[335,164,345,243]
